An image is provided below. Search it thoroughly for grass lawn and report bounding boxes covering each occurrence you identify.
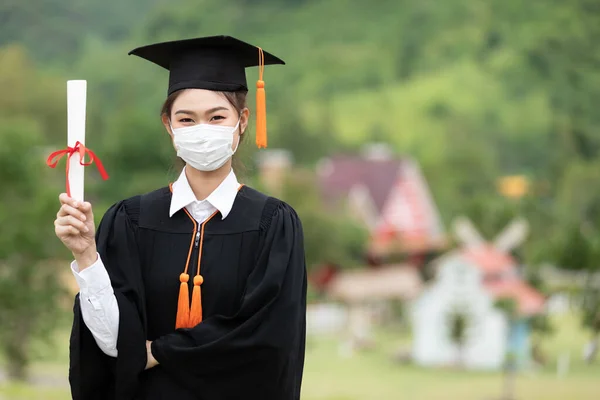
[301,313,600,400]
[1,313,598,399]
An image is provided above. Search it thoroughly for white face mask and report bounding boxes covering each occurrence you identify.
[171,118,241,172]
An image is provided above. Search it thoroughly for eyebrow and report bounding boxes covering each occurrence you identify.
[174,109,197,116]
[174,106,230,116]
[205,106,230,114]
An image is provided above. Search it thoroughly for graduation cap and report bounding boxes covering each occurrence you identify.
[128,35,285,148]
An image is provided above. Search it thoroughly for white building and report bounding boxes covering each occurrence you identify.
[411,256,508,369]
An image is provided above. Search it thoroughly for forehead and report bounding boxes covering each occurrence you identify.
[172,89,232,111]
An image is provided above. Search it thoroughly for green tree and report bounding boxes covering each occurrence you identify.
[0,119,67,381]
[275,172,368,271]
[495,298,519,400]
[550,161,600,363]
[446,307,471,369]
[526,271,554,366]
[0,44,70,381]
[581,288,600,363]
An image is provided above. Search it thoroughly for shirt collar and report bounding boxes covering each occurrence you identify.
[169,167,240,220]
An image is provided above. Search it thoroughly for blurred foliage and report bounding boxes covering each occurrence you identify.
[582,289,600,333]
[581,288,600,363]
[446,305,471,368]
[495,298,519,321]
[526,271,555,340]
[275,172,369,270]
[447,308,470,345]
[0,96,69,379]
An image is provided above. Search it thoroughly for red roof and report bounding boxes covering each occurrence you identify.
[462,245,516,275]
[484,279,546,316]
[318,155,402,213]
[456,246,546,315]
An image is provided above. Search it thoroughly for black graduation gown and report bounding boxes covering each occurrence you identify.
[68,185,307,400]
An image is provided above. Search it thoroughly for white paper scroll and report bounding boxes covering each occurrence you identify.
[67,80,87,201]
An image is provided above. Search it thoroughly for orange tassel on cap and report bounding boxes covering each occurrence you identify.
[256,47,267,149]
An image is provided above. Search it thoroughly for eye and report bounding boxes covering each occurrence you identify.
[178,118,195,124]
[209,115,226,122]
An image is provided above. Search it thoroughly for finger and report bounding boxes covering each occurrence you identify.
[58,204,87,221]
[55,225,81,237]
[56,204,72,218]
[59,193,80,209]
[55,215,89,232]
[79,202,93,215]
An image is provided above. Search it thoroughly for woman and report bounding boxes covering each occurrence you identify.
[54,36,307,400]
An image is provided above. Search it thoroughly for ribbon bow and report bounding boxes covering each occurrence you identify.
[46,141,109,197]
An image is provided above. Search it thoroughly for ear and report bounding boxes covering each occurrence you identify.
[161,114,173,139]
[239,108,250,135]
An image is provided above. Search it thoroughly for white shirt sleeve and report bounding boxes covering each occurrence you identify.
[71,254,120,357]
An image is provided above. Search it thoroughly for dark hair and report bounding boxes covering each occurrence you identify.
[161,89,249,173]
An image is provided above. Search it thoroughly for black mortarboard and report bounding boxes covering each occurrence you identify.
[128,35,284,148]
[128,35,284,95]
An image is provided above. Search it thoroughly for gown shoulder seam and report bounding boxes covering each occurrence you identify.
[121,195,142,225]
[259,197,282,232]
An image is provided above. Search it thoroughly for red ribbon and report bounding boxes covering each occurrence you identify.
[46,141,109,197]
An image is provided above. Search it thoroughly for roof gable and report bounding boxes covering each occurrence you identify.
[433,250,545,316]
[318,155,402,213]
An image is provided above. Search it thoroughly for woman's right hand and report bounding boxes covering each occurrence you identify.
[54,193,97,269]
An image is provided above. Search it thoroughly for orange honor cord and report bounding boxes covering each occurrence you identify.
[170,181,198,330]
[255,47,267,149]
[171,184,245,329]
[188,210,218,327]
[175,206,197,329]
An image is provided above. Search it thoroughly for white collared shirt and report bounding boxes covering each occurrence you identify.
[169,167,240,223]
[70,168,240,357]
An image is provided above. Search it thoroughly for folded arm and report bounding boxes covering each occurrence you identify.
[71,254,120,357]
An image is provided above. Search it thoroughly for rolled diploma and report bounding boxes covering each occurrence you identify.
[67,80,87,202]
